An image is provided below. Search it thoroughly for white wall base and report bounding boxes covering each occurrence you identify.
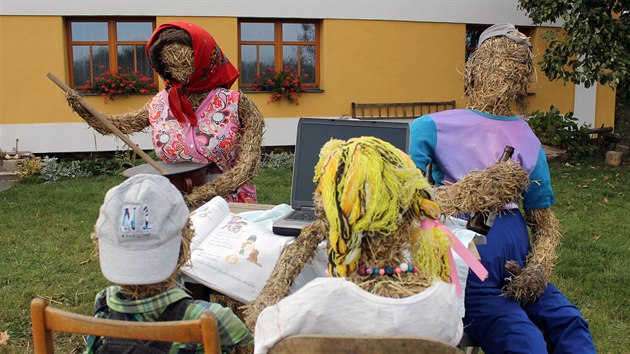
[0,117,334,154]
[573,83,597,128]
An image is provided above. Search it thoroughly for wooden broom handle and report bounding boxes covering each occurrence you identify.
[47,72,166,174]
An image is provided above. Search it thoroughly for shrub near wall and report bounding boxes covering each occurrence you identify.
[527,106,597,160]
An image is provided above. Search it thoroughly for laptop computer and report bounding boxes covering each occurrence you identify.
[272,118,411,236]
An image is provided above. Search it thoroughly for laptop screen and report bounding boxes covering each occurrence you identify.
[291,118,411,209]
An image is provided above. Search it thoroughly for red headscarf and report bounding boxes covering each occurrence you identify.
[146,21,240,126]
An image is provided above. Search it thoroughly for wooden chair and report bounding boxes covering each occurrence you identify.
[30,297,221,354]
[267,335,461,354]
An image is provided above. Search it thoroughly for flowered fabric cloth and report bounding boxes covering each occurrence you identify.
[148,88,256,203]
[84,286,252,354]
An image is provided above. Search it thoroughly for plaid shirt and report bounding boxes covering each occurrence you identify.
[84,286,253,354]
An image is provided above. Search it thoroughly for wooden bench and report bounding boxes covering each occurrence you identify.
[351,101,456,120]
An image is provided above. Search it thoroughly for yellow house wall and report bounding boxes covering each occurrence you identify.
[256,20,466,118]
[595,84,616,129]
[0,16,616,128]
[0,16,156,124]
[526,27,575,115]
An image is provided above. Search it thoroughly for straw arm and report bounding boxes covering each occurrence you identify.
[66,90,151,135]
[185,93,264,209]
[502,208,561,303]
[525,208,561,280]
[241,220,327,332]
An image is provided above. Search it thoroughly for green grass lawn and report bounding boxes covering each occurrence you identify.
[0,162,628,353]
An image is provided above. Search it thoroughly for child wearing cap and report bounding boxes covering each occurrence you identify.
[85,174,252,354]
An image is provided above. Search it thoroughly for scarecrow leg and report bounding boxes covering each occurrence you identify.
[185,93,264,209]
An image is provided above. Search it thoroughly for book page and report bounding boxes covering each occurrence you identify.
[184,207,293,303]
[189,196,231,251]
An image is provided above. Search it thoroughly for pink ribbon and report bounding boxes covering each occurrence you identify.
[421,219,488,296]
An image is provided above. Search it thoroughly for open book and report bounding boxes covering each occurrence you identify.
[182,197,293,303]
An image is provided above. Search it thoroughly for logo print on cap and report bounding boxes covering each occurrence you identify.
[120,205,153,238]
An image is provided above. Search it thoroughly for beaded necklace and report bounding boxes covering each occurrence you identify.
[358,263,418,276]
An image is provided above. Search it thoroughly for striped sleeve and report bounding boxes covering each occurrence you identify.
[185,301,253,349]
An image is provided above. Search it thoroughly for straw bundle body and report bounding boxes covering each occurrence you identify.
[463,29,562,304]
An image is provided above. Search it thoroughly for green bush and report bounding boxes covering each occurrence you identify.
[527,106,597,160]
[40,157,90,181]
[260,152,294,169]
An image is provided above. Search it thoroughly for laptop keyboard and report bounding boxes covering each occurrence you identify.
[288,210,317,221]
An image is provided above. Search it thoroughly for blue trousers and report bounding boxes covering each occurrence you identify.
[463,210,596,354]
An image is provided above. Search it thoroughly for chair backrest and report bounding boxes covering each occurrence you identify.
[268,335,461,354]
[30,297,221,354]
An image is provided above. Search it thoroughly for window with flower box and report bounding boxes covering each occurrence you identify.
[66,17,157,91]
[238,19,320,91]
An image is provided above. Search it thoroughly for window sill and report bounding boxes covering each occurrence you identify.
[241,88,325,94]
[78,91,159,97]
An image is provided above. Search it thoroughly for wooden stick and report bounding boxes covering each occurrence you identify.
[47,72,166,175]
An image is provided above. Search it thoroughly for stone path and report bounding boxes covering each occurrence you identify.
[0,159,20,192]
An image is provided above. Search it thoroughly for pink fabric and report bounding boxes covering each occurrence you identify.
[147,88,256,203]
[146,21,240,126]
[421,219,488,296]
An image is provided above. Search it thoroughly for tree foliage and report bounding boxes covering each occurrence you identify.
[518,0,629,88]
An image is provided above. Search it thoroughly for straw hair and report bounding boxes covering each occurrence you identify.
[91,219,195,299]
[313,136,445,278]
[464,33,534,116]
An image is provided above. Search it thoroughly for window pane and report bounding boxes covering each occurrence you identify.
[71,22,108,41]
[260,45,275,72]
[283,45,299,68]
[241,45,257,84]
[283,23,316,42]
[117,45,135,71]
[301,45,316,84]
[93,45,110,75]
[241,23,274,41]
[72,46,90,86]
[136,44,153,78]
[117,22,153,41]
[466,28,484,48]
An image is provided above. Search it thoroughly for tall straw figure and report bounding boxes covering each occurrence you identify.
[409,23,596,354]
[66,22,264,209]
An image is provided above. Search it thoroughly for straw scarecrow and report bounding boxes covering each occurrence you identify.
[87,174,252,353]
[409,23,595,354]
[243,137,488,344]
[66,21,264,209]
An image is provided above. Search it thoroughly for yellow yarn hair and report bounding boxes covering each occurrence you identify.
[314,136,451,279]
